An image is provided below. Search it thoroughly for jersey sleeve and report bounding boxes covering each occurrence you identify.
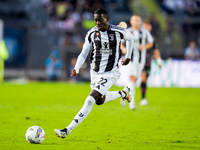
[74,32,92,73]
[123,30,133,59]
[146,30,154,43]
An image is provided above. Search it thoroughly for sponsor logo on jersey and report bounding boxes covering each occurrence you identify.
[100,42,112,54]
[109,34,114,41]
[103,42,108,49]
[94,36,100,41]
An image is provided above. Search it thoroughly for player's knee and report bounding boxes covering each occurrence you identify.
[130,76,137,82]
[96,98,104,105]
[141,78,147,83]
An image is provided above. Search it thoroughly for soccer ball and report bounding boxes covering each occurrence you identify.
[25,126,45,144]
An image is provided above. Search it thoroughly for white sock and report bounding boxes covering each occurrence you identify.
[67,96,95,132]
[128,81,135,102]
[104,91,121,104]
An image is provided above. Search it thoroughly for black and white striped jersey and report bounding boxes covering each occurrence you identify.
[74,25,133,73]
[126,27,153,64]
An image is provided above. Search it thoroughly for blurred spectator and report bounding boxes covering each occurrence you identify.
[161,0,200,16]
[82,11,95,30]
[185,0,198,16]
[45,50,63,81]
[166,15,175,34]
[50,1,73,20]
[42,0,105,47]
[91,0,104,13]
[184,41,200,60]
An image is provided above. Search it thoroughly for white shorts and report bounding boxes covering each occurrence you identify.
[128,61,145,78]
[90,69,121,95]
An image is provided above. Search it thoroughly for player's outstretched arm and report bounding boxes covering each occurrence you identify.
[123,29,133,61]
[71,33,92,77]
[154,49,162,68]
[121,43,127,54]
[139,42,153,51]
[140,29,154,51]
[118,21,128,55]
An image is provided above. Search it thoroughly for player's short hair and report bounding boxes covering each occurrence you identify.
[143,20,150,24]
[94,8,108,18]
[131,15,140,18]
[130,15,141,21]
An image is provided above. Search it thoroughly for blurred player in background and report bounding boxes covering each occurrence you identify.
[54,8,133,138]
[140,20,162,106]
[121,15,153,110]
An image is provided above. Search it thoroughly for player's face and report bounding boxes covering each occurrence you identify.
[130,16,141,28]
[94,14,109,31]
[142,23,152,32]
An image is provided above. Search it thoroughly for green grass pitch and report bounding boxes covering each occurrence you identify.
[0,82,200,150]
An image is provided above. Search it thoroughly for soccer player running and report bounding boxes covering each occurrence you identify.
[54,8,133,138]
[121,15,153,110]
[139,20,162,105]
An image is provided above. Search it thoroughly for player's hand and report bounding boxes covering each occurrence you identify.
[138,45,144,51]
[156,57,162,68]
[121,58,130,65]
[70,69,78,77]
